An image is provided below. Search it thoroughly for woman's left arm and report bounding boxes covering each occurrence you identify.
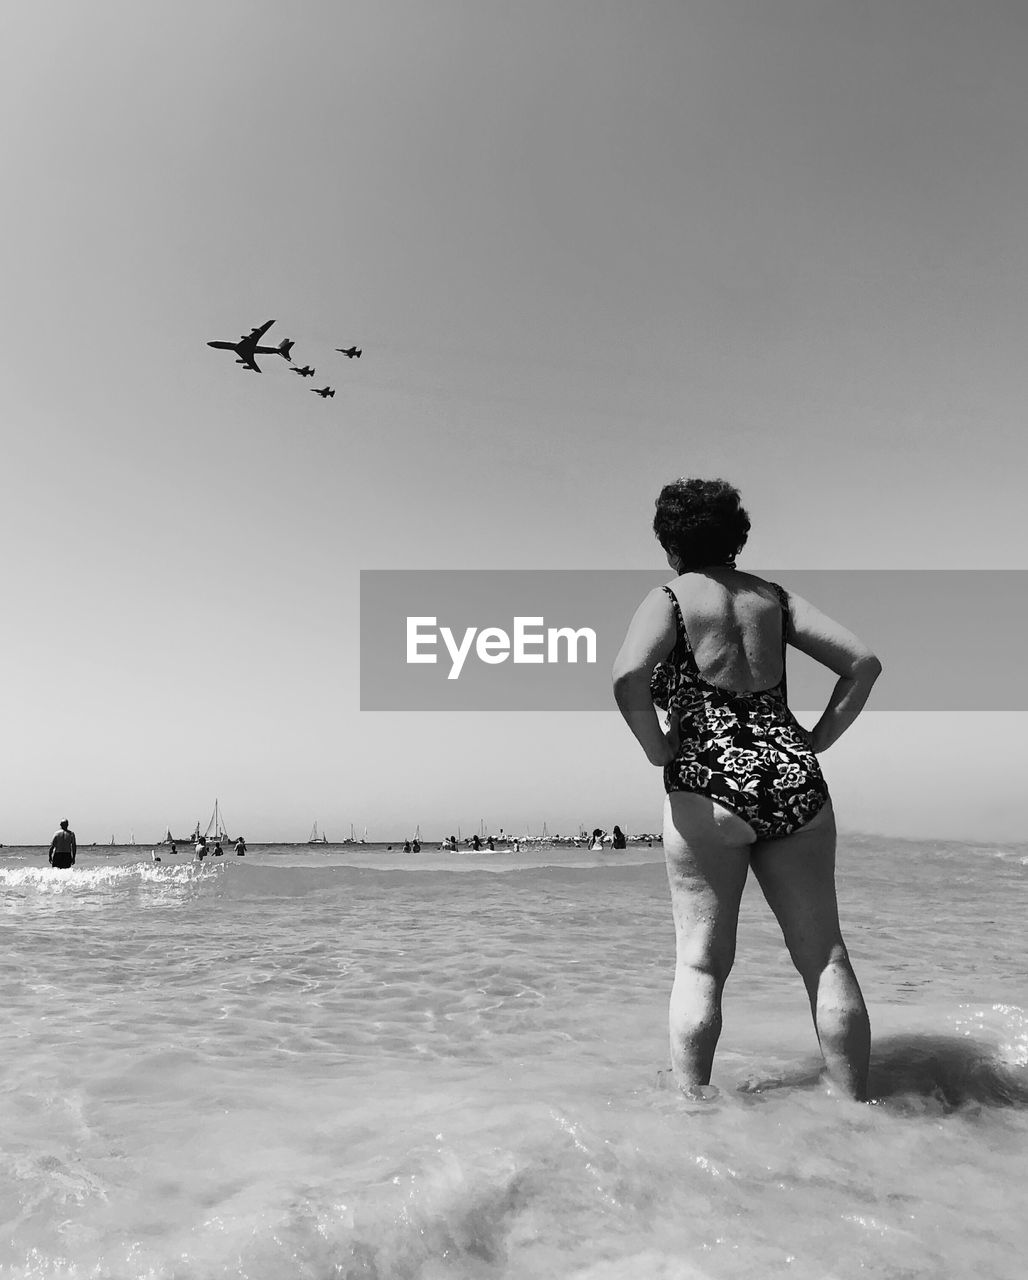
[612,588,679,767]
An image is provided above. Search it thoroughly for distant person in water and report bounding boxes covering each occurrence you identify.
[589,828,605,851]
[169,842,177,856]
[195,836,208,861]
[487,836,495,851]
[613,477,879,1100]
[412,838,421,853]
[611,825,627,849]
[151,849,161,863]
[48,819,77,869]
[213,843,224,857]
[471,834,481,851]
[403,839,412,853]
[235,837,246,857]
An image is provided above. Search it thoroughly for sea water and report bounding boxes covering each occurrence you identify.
[0,836,1025,1279]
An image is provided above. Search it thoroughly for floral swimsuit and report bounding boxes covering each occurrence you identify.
[650,583,829,840]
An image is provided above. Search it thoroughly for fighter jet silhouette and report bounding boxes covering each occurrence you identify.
[312,386,335,398]
[207,319,294,373]
[336,346,362,359]
[291,365,316,377]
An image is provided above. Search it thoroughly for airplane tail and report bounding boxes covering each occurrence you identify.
[278,339,294,361]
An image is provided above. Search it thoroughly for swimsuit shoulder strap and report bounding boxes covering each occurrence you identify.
[768,582,790,699]
[660,585,696,667]
[660,584,683,634]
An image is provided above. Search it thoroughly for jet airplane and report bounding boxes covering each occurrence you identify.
[291,365,316,377]
[336,346,362,359]
[312,386,336,398]
[207,320,294,373]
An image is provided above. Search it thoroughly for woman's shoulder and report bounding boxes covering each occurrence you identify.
[632,582,681,618]
[670,569,782,601]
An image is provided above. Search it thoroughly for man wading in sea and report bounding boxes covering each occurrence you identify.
[48,819,77,869]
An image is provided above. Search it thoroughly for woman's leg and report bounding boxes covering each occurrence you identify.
[663,793,754,1091]
[749,802,871,1100]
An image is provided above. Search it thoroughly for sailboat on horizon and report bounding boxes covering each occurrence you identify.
[170,800,230,846]
[308,821,328,844]
[203,799,230,844]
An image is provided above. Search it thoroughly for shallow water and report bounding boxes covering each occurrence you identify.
[1,837,1025,1278]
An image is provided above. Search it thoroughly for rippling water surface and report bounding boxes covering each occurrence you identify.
[1,836,1025,1278]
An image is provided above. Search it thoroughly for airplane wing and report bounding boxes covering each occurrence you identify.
[244,319,275,342]
[240,354,262,372]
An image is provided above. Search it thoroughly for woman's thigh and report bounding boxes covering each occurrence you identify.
[748,800,845,967]
[663,794,753,972]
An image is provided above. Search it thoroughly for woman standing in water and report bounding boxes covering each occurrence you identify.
[613,478,881,1100]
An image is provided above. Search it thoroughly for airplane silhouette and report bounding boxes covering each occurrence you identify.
[291,365,316,377]
[312,386,335,398]
[336,346,362,358]
[207,319,294,373]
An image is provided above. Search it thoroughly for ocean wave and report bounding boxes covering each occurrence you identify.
[727,1006,1028,1116]
[0,862,222,893]
[867,1018,1028,1112]
[953,1003,1028,1069]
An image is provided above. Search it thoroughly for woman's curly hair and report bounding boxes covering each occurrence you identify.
[653,478,750,569]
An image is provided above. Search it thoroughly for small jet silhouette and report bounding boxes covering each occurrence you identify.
[207,319,294,373]
[336,346,362,358]
[291,365,316,377]
[312,386,335,398]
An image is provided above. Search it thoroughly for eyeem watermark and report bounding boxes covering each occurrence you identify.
[407,616,597,680]
[361,569,1028,711]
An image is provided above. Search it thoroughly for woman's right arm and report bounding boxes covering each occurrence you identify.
[785,591,883,753]
[612,587,679,767]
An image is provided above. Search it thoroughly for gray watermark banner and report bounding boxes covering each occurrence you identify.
[359,570,1028,711]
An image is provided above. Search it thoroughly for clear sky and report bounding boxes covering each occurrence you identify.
[3,1,1026,843]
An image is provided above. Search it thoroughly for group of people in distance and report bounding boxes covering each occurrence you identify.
[45,821,248,867]
[430,829,630,854]
[156,834,247,862]
[441,834,493,852]
[588,826,629,850]
[193,834,247,861]
[153,835,247,862]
